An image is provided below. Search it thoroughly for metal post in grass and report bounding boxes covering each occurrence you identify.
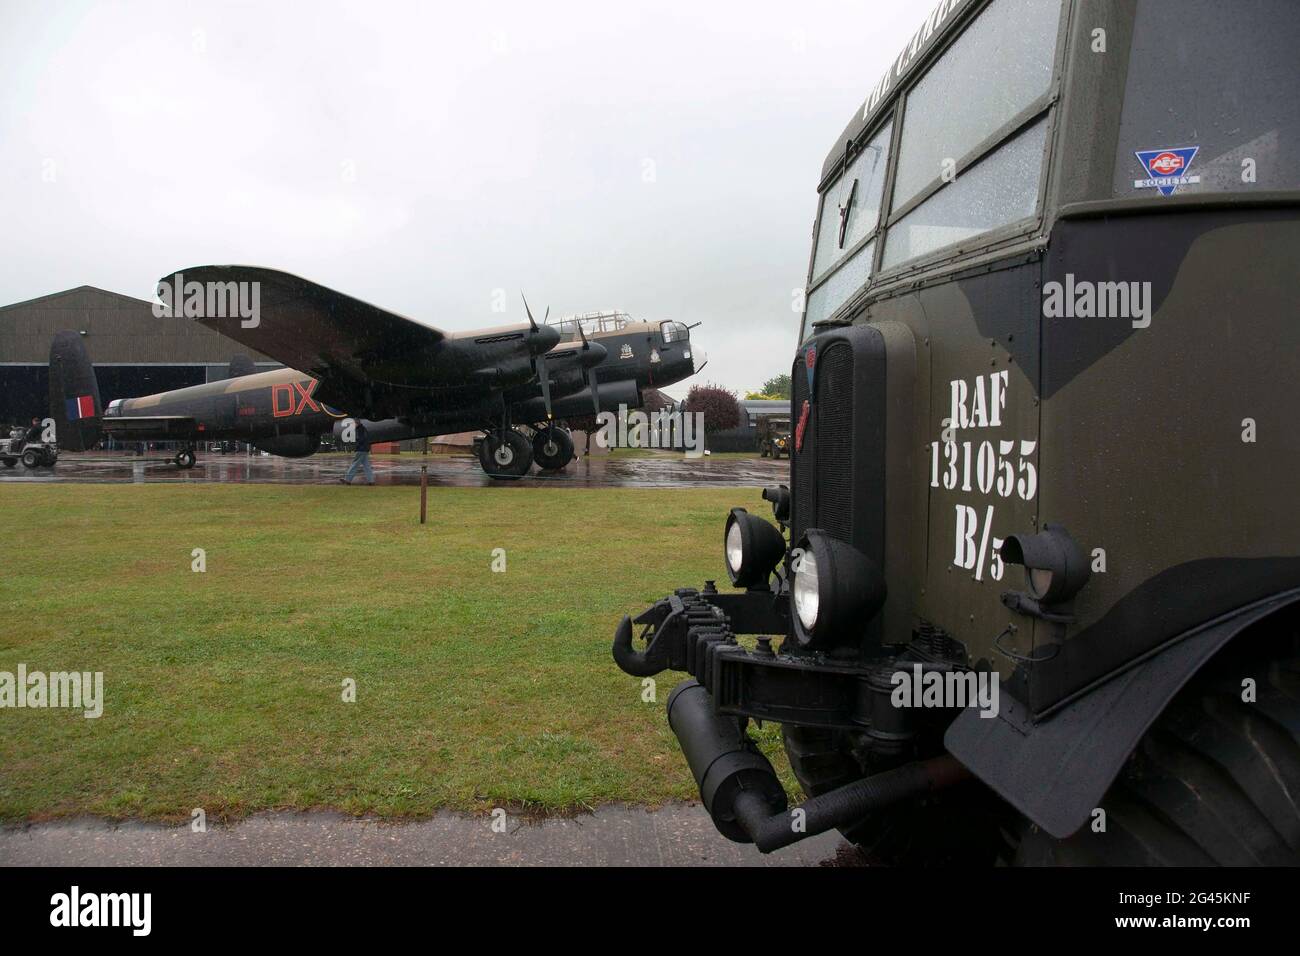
[419,436,429,524]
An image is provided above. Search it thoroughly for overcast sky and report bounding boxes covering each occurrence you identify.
[0,0,926,396]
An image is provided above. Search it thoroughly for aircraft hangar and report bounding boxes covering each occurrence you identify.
[0,285,280,425]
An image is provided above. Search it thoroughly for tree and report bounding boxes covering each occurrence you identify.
[759,373,791,399]
[684,383,742,433]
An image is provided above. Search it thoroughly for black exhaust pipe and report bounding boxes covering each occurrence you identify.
[667,679,970,853]
[666,679,788,842]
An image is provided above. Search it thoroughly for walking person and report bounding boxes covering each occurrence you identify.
[340,422,375,485]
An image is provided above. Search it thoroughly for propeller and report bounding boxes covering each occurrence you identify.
[579,323,601,414]
[522,294,554,420]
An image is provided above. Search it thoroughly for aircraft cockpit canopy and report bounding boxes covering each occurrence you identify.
[549,310,632,339]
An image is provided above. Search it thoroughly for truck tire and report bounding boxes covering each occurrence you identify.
[1015,628,1300,866]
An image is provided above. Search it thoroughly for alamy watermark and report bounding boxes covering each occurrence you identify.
[154,272,261,328]
[0,664,103,718]
[50,886,150,936]
[1042,273,1151,329]
[890,664,999,719]
[594,405,705,458]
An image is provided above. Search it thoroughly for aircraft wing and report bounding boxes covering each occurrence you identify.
[160,266,448,414]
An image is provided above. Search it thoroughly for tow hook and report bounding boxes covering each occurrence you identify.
[612,589,727,677]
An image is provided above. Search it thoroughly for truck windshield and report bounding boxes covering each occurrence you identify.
[1113,0,1300,198]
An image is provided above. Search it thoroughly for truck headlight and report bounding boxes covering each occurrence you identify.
[723,508,786,589]
[790,529,885,647]
[792,550,820,630]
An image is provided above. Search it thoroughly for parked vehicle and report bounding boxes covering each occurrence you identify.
[0,427,58,469]
[612,0,1300,865]
[756,415,792,459]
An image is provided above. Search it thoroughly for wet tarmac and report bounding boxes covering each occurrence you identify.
[0,452,788,488]
[0,806,859,867]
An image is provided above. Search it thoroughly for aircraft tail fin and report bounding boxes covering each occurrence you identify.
[228,353,255,377]
[48,331,102,451]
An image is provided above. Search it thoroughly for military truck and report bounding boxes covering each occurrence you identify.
[613,0,1300,865]
[756,415,792,459]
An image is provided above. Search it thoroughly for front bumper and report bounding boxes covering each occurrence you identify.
[612,583,973,848]
[612,583,888,730]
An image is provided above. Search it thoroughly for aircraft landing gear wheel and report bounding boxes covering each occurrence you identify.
[479,430,532,479]
[21,449,40,469]
[176,449,196,469]
[533,427,574,471]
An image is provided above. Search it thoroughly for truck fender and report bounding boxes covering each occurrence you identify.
[944,588,1300,839]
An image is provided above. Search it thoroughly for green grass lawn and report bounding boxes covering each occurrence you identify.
[0,484,795,823]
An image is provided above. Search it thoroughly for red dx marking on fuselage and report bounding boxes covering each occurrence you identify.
[271,379,323,418]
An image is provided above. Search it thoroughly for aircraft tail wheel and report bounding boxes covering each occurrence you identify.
[479,430,533,479]
[176,449,196,469]
[533,427,574,471]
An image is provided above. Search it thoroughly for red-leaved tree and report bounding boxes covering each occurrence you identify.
[684,383,742,433]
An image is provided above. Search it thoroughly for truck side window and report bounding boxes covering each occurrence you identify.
[882,0,1061,270]
[883,117,1047,268]
[889,0,1061,213]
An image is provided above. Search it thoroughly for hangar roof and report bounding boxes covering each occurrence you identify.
[0,285,276,365]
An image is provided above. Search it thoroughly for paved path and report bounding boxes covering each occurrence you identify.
[0,805,858,867]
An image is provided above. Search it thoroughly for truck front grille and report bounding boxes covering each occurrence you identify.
[791,340,854,545]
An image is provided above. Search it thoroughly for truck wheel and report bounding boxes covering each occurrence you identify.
[1014,628,1300,865]
[2,458,15,469]
[782,725,1007,865]
[21,449,40,468]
